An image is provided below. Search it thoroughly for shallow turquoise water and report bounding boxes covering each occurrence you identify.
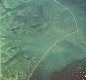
[1,0,86,80]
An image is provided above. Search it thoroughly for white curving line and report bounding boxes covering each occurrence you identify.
[28,0,79,80]
[53,0,79,33]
